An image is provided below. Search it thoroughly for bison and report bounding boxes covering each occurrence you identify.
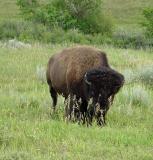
[46,46,124,126]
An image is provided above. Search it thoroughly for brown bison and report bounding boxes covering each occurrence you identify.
[46,46,124,126]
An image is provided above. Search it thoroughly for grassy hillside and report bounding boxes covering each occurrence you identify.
[103,0,153,29]
[0,0,20,21]
[0,0,153,29]
[0,42,153,159]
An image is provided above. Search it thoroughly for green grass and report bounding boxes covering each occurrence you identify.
[103,0,153,30]
[0,0,20,21]
[0,43,153,159]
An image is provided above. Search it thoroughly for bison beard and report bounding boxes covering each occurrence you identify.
[46,46,124,126]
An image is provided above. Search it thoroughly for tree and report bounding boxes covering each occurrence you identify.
[17,0,112,35]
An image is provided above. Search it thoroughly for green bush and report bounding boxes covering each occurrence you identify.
[142,8,153,38]
[112,29,153,49]
[0,20,51,42]
[17,0,39,20]
[138,65,153,85]
[16,0,113,35]
[0,20,23,39]
[122,86,151,107]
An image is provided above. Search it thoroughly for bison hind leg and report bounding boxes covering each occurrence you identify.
[49,86,57,110]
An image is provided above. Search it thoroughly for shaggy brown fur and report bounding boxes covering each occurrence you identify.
[46,46,110,123]
[46,46,109,98]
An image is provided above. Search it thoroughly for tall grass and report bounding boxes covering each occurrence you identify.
[0,44,153,159]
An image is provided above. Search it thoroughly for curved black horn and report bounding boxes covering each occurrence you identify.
[84,73,91,85]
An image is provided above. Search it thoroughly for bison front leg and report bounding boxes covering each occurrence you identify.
[64,94,75,122]
[95,103,106,126]
[65,95,71,122]
[86,98,95,126]
[79,99,88,125]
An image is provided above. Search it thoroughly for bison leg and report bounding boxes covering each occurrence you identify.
[65,94,74,121]
[86,98,95,126]
[86,104,95,126]
[95,103,105,126]
[96,111,105,126]
[79,99,88,125]
[49,86,57,111]
[71,95,80,122]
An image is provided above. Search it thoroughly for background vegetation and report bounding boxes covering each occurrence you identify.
[0,0,153,49]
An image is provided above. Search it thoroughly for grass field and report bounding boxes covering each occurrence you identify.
[103,0,153,29]
[0,42,153,159]
[0,0,20,21]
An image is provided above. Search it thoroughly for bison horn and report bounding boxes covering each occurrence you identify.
[84,73,91,85]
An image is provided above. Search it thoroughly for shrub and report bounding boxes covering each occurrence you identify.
[17,0,39,20]
[0,20,51,42]
[122,69,137,84]
[112,29,153,49]
[3,39,31,48]
[142,8,153,38]
[0,20,23,39]
[137,65,153,85]
[122,86,151,107]
[17,0,113,35]
[36,65,46,84]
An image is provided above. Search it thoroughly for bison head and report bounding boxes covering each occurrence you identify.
[84,67,124,125]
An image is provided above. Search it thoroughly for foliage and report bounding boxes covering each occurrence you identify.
[0,20,107,44]
[122,69,136,84]
[16,0,113,35]
[138,65,153,85]
[123,65,153,85]
[0,20,153,49]
[112,29,153,49]
[0,20,50,42]
[122,86,151,107]
[17,0,39,20]
[142,8,153,38]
